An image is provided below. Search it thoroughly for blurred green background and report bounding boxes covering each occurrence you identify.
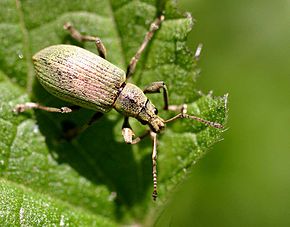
[157,0,290,226]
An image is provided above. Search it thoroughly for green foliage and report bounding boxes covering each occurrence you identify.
[0,0,227,225]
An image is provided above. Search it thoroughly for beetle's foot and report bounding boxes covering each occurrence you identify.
[63,22,72,30]
[152,190,157,201]
[60,107,72,113]
[13,102,38,113]
[122,127,135,144]
[13,104,25,113]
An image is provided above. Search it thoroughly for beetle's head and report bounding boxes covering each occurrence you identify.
[137,99,165,132]
[114,83,165,132]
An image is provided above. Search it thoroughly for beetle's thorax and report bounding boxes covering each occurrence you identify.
[114,83,165,132]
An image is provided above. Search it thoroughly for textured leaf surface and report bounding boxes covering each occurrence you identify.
[0,0,228,225]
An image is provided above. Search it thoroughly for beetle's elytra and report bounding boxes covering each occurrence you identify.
[33,44,126,113]
[14,15,223,200]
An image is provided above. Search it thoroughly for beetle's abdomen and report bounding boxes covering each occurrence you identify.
[33,44,126,112]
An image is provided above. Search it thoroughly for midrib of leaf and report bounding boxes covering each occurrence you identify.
[109,0,160,74]
[15,0,34,94]
[107,0,162,203]
[5,0,141,216]
[108,0,127,69]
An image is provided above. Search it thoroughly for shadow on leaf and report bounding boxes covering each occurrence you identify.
[33,81,153,219]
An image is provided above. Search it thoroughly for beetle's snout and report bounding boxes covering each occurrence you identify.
[150,116,165,133]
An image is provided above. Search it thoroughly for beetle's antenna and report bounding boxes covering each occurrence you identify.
[164,113,223,129]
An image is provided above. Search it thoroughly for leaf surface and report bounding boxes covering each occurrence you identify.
[0,0,228,225]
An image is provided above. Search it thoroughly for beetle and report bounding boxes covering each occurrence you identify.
[14,15,223,200]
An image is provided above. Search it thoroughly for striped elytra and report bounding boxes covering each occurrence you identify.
[33,44,126,112]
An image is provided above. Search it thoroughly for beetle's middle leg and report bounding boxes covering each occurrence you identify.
[126,15,164,78]
[78,112,104,134]
[63,22,107,59]
[61,112,104,140]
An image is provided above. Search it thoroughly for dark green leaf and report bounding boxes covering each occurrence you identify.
[0,0,228,225]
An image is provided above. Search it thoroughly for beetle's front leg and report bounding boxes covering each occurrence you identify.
[122,117,152,144]
[122,117,135,144]
[14,102,81,114]
[143,81,188,113]
[121,117,158,200]
[167,103,188,114]
[165,104,224,128]
[63,22,107,59]
[143,81,169,110]
[131,130,159,201]
[121,117,149,144]
[150,131,158,201]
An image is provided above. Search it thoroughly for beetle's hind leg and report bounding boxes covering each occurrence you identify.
[126,15,164,78]
[13,102,81,114]
[63,22,107,59]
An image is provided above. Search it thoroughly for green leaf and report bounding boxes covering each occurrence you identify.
[0,0,228,225]
[0,179,116,226]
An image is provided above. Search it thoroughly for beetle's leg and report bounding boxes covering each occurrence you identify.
[150,131,158,201]
[126,15,165,78]
[122,117,135,144]
[167,104,188,114]
[143,81,169,110]
[165,104,224,128]
[63,22,107,59]
[132,131,159,201]
[121,117,150,144]
[62,112,104,140]
[143,83,222,127]
[78,112,104,133]
[14,102,81,114]
[143,82,188,113]
[121,117,158,200]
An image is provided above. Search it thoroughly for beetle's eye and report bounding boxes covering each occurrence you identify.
[154,108,158,115]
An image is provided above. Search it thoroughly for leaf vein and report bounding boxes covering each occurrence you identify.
[108,0,127,68]
[15,0,34,94]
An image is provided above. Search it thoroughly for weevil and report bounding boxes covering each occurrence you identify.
[14,15,223,200]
